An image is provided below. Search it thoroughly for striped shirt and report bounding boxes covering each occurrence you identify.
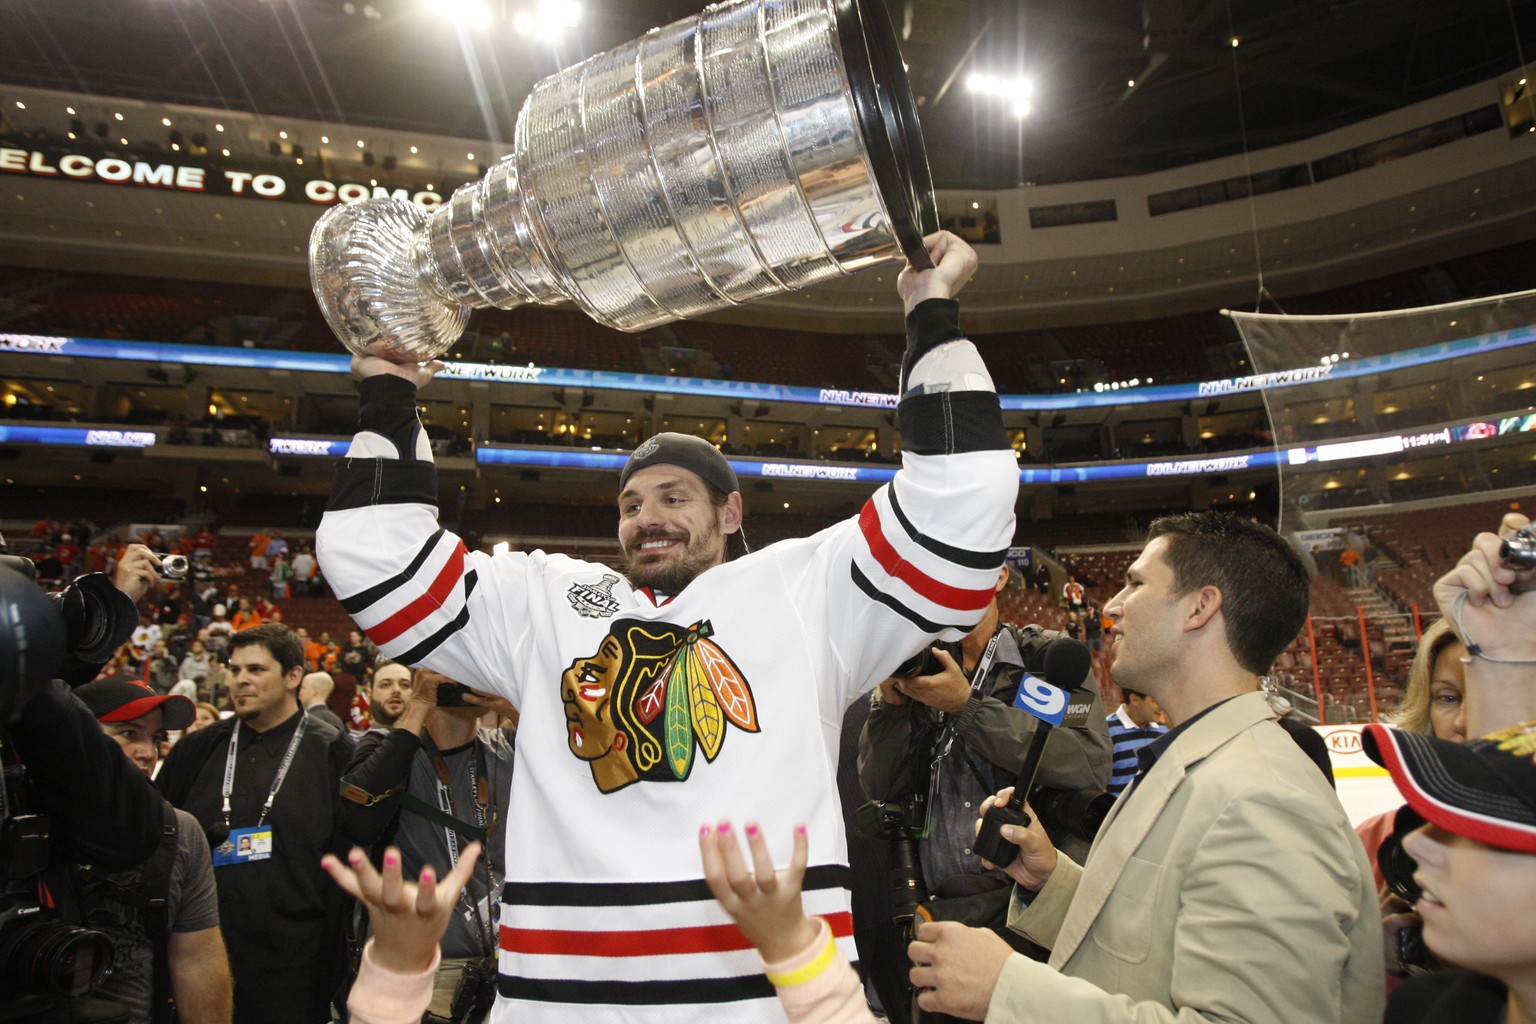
[1107,706,1169,795]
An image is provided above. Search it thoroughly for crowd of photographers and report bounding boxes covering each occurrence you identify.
[3,503,1536,1024]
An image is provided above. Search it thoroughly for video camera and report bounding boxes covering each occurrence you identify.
[0,553,142,1017]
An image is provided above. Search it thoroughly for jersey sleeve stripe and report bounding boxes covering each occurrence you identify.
[849,563,971,634]
[337,527,447,615]
[356,539,469,646]
[857,501,996,612]
[390,574,477,665]
[886,486,1009,570]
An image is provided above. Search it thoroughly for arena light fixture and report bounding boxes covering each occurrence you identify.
[514,0,580,36]
[436,0,493,29]
[966,72,1034,119]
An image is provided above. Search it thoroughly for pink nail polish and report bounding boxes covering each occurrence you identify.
[384,852,398,867]
[700,825,711,837]
[744,822,759,838]
[718,821,732,835]
[796,824,807,836]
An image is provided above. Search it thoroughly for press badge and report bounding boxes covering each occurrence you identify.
[212,825,274,866]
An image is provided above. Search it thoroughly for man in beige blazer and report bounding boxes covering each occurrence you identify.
[908,511,1384,1023]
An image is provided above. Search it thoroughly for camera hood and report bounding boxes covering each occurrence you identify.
[0,564,69,721]
[55,573,139,666]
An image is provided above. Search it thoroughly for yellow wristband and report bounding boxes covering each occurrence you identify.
[764,926,838,989]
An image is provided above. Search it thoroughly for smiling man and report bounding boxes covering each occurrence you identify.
[908,511,1384,1024]
[316,231,1020,1024]
[157,623,354,1024]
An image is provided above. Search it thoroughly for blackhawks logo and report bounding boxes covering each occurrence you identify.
[561,618,758,793]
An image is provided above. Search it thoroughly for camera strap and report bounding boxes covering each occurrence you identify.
[419,731,499,956]
[932,629,1004,761]
[220,712,308,829]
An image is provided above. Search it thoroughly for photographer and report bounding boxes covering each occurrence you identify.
[857,565,1109,1018]
[337,664,514,1024]
[74,677,233,1024]
[1,545,168,1022]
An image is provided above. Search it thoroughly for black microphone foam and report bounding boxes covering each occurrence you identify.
[1029,635,1091,690]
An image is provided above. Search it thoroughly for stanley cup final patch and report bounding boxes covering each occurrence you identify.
[568,574,622,619]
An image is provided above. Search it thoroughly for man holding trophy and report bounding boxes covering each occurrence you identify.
[311,4,1017,1020]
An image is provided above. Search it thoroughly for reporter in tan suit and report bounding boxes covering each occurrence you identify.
[909,512,1384,1023]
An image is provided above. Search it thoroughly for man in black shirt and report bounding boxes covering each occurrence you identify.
[157,623,353,1024]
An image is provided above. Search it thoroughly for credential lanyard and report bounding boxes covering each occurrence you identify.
[421,732,491,867]
[221,713,309,829]
[420,731,498,955]
[932,629,1005,761]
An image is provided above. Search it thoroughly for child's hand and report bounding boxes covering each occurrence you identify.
[323,842,481,974]
[700,821,820,963]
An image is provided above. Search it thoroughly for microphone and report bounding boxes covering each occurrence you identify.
[972,635,1090,868]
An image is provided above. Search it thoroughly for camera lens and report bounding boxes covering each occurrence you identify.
[160,554,189,579]
[1378,804,1426,904]
[0,919,114,999]
[1500,528,1536,569]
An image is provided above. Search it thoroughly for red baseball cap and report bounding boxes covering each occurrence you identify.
[75,676,195,731]
[1363,720,1536,854]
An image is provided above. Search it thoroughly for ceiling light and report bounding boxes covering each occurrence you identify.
[161,117,172,127]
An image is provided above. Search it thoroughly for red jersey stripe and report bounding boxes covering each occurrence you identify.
[500,912,854,958]
[364,541,468,645]
[858,501,995,612]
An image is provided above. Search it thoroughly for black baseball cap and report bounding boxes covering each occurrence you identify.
[1363,720,1536,854]
[619,433,739,496]
[76,676,195,731]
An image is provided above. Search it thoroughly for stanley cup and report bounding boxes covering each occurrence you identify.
[309,0,936,362]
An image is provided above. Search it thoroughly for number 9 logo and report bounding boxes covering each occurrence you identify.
[1014,675,1069,726]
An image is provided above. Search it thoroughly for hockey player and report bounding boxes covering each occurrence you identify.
[316,231,1019,1024]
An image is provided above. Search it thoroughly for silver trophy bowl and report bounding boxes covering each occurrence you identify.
[311,0,936,363]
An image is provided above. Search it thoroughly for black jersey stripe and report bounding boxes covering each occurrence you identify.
[338,527,448,615]
[886,486,1010,571]
[329,457,438,512]
[898,390,1009,456]
[499,973,776,1005]
[849,563,971,635]
[500,864,852,908]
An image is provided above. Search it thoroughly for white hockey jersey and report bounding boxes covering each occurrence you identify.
[317,319,1018,1023]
